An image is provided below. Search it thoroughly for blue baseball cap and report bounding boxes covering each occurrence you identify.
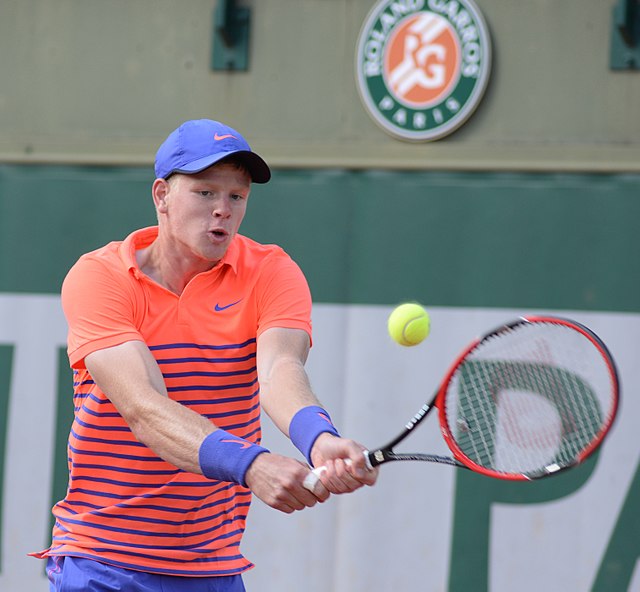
[154,119,271,183]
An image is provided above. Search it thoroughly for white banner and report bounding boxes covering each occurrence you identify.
[0,298,638,591]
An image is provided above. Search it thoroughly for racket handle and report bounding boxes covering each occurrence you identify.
[302,451,372,493]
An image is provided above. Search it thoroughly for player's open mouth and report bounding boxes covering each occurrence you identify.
[208,229,228,242]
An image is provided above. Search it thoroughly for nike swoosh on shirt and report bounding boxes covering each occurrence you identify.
[221,439,252,449]
[214,133,237,141]
[214,299,242,312]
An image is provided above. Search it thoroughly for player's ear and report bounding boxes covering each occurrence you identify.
[152,178,171,213]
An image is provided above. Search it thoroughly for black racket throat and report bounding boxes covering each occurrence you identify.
[366,401,442,468]
[367,449,464,468]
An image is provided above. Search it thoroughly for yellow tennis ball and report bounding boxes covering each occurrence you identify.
[387,303,430,346]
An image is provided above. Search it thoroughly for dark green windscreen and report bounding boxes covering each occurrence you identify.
[0,165,637,313]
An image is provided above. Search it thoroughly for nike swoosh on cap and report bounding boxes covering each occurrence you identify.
[214,133,237,141]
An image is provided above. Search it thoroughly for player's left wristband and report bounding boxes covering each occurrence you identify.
[199,429,269,487]
[289,405,340,467]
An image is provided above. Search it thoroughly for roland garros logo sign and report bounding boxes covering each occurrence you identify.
[356,0,492,141]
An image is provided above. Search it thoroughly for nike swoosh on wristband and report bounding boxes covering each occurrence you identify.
[214,299,242,312]
[221,439,253,449]
[214,133,237,141]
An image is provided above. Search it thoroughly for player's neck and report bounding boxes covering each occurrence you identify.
[136,241,215,295]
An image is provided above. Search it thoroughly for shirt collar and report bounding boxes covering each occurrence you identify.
[120,226,240,277]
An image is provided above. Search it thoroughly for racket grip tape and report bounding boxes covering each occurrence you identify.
[302,451,372,493]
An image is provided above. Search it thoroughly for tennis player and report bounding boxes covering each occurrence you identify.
[34,119,377,591]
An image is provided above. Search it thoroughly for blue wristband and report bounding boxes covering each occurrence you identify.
[289,405,340,466]
[199,430,269,487]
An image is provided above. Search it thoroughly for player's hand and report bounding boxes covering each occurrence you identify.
[244,452,329,513]
[308,433,379,494]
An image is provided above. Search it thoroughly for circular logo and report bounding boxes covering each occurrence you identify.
[356,0,492,142]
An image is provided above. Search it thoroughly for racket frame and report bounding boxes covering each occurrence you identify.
[366,315,620,481]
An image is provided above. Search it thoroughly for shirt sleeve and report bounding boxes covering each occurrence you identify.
[254,249,313,342]
[61,253,144,369]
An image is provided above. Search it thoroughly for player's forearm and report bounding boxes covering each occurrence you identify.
[124,390,215,474]
[85,341,216,475]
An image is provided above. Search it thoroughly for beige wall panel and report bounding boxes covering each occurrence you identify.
[1,0,639,171]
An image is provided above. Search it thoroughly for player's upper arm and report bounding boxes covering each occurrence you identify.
[257,327,310,376]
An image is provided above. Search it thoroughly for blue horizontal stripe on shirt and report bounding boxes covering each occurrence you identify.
[70,428,145,447]
[77,404,122,418]
[80,501,251,529]
[162,366,256,378]
[200,401,260,421]
[69,475,227,489]
[55,512,248,540]
[65,480,244,504]
[66,484,244,503]
[72,402,259,433]
[91,525,248,552]
[69,425,261,458]
[63,484,247,514]
[166,379,258,392]
[149,340,256,351]
[68,443,163,463]
[59,497,250,528]
[52,519,249,553]
[214,420,262,436]
[71,462,181,476]
[74,393,112,406]
[155,354,256,365]
[63,487,249,515]
[173,391,258,406]
[73,417,132,432]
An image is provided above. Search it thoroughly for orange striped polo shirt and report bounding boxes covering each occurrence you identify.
[38,226,312,577]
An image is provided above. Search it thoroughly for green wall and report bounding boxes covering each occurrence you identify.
[2,165,638,313]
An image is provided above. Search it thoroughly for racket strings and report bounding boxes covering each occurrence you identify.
[444,321,615,478]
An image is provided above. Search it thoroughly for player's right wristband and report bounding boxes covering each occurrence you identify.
[199,429,269,487]
[289,405,340,467]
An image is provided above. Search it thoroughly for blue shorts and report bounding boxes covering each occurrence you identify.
[46,556,246,592]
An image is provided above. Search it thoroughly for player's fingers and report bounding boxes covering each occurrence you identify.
[335,458,366,490]
[250,455,328,512]
[345,449,373,477]
[304,462,345,494]
[343,453,379,485]
[319,459,361,494]
[281,464,330,508]
[349,462,379,486]
[271,485,320,513]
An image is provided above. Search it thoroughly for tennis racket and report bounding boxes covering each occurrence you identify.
[303,315,619,490]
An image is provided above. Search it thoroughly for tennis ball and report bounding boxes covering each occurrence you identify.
[387,303,430,347]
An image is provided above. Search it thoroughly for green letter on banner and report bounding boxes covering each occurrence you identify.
[0,345,14,573]
[591,458,639,590]
[449,457,598,591]
[48,347,75,534]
